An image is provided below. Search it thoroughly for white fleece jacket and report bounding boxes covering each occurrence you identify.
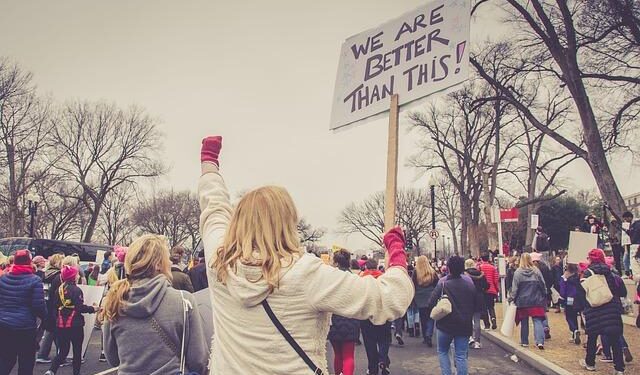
[198,164,414,375]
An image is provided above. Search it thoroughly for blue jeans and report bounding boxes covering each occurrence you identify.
[436,329,469,375]
[520,316,545,345]
[418,307,435,338]
[623,245,632,273]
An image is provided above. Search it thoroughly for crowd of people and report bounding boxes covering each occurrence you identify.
[0,135,638,375]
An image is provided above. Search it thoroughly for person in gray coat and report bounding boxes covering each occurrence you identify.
[102,235,208,375]
[413,255,439,347]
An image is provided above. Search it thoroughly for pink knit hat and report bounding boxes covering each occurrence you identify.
[32,256,46,268]
[61,265,79,282]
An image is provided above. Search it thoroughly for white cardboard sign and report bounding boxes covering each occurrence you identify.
[567,231,598,264]
[531,214,539,229]
[330,0,471,130]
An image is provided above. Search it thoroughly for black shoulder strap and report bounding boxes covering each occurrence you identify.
[261,300,323,375]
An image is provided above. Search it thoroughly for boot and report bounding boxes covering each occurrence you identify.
[414,323,421,338]
[491,318,497,330]
[408,326,415,337]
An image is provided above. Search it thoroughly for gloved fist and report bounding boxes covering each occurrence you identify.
[201,136,222,167]
[383,226,407,269]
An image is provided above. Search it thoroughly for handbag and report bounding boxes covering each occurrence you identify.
[430,282,452,321]
[262,299,324,375]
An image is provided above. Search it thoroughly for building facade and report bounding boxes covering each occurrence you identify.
[624,192,640,218]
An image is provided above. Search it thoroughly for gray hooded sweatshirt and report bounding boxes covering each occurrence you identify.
[103,274,208,375]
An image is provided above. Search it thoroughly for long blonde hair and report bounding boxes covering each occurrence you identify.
[519,253,535,269]
[103,235,172,321]
[415,255,436,286]
[212,185,302,292]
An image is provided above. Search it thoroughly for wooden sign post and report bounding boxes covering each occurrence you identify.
[384,94,399,231]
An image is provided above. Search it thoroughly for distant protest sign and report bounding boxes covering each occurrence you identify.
[567,231,598,264]
[330,0,471,130]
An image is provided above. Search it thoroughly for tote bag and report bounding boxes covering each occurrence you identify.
[500,303,517,337]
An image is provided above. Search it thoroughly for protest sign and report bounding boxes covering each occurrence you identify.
[567,231,598,264]
[531,214,539,229]
[330,0,470,130]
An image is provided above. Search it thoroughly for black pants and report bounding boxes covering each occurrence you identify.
[586,332,624,372]
[612,244,624,275]
[0,325,37,375]
[360,321,391,373]
[50,326,84,375]
[482,294,496,328]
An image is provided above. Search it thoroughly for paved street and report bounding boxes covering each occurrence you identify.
[16,329,541,375]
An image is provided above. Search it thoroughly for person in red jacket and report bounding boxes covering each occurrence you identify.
[478,253,500,330]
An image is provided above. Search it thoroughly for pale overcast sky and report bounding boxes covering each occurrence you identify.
[1,0,637,250]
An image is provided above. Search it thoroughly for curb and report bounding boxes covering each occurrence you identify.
[481,331,574,375]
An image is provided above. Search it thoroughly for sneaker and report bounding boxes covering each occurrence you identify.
[600,357,614,363]
[379,363,390,375]
[36,357,52,364]
[613,371,625,375]
[537,344,544,350]
[623,347,633,363]
[596,344,604,355]
[520,343,528,347]
[574,330,581,345]
[473,342,482,349]
[99,352,107,362]
[395,334,404,346]
[491,318,497,330]
[579,359,596,371]
[468,337,475,346]
[544,327,551,340]
[44,371,54,375]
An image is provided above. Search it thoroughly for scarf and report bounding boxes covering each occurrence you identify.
[11,264,34,275]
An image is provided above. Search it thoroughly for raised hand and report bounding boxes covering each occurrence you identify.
[201,136,223,167]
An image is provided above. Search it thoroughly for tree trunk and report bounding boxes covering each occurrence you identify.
[82,201,103,243]
[482,171,498,251]
[459,196,471,258]
[562,58,627,214]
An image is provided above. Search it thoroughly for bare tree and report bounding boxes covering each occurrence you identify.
[471,0,640,215]
[409,84,516,256]
[131,190,200,249]
[52,101,164,242]
[0,60,53,236]
[338,189,432,254]
[297,218,326,246]
[433,173,461,255]
[98,185,136,246]
[33,175,85,240]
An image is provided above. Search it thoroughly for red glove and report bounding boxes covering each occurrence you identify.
[201,136,222,167]
[383,226,407,269]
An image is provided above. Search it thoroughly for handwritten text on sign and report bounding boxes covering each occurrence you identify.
[330,0,470,130]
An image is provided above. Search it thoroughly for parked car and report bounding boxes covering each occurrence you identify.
[0,237,112,262]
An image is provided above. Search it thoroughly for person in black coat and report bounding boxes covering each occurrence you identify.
[188,250,209,292]
[579,249,626,374]
[327,250,360,375]
[45,266,98,375]
[427,256,476,375]
[465,259,488,348]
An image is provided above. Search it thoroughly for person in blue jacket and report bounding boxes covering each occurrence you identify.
[0,249,47,375]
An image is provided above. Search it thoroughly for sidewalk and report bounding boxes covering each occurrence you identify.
[485,303,639,375]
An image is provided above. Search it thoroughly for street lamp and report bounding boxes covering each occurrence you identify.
[27,193,40,238]
[428,174,437,259]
